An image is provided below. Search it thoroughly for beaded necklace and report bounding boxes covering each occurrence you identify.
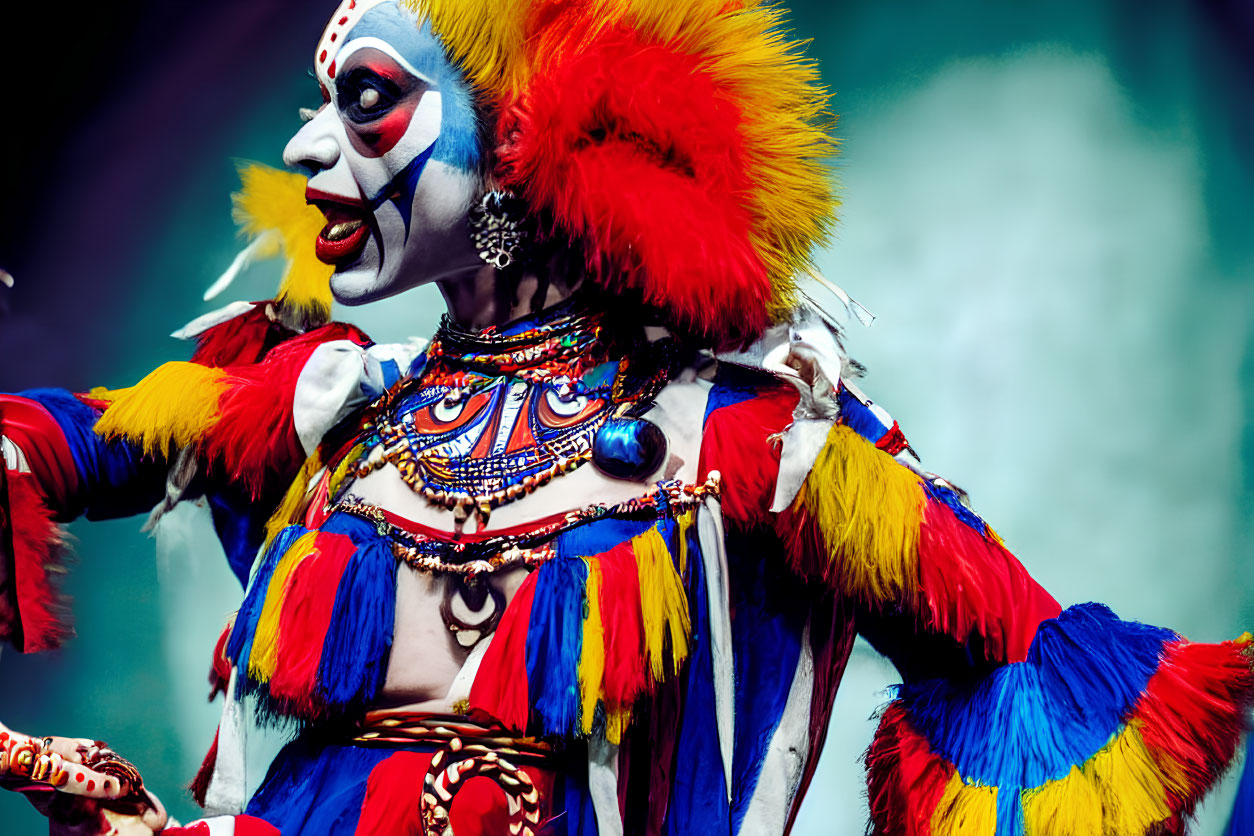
[344,302,677,531]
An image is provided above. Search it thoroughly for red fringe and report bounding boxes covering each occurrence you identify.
[1134,638,1254,815]
[269,532,357,713]
[189,726,219,808]
[497,19,770,349]
[208,622,233,702]
[191,303,282,368]
[599,542,648,711]
[875,421,910,457]
[863,639,1254,831]
[775,499,833,585]
[469,571,539,733]
[916,499,1061,664]
[864,702,954,836]
[204,323,369,498]
[6,471,70,652]
[697,385,798,527]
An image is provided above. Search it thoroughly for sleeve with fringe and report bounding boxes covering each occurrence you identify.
[0,302,375,651]
[0,389,168,651]
[767,383,1254,835]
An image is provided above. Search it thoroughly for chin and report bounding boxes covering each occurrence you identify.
[326,237,407,306]
[329,266,390,306]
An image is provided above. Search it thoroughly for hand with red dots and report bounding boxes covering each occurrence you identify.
[0,722,171,834]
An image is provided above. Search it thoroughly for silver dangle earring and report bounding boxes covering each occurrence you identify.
[469,190,530,270]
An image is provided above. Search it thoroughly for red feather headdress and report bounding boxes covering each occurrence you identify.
[233,1,840,348]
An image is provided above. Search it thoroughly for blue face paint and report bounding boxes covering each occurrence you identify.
[346,5,482,172]
[368,143,437,243]
[287,0,486,305]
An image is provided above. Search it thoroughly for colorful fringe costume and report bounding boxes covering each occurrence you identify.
[2,1,1252,835]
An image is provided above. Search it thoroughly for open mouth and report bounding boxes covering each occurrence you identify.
[310,190,372,265]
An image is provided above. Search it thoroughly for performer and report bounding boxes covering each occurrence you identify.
[3,1,1252,834]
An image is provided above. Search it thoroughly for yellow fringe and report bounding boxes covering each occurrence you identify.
[930,773,998,836]
[85,386,120,405]
[674,509,695,575]
[604,705,631,747]
[263,453,325,545]
[326,443,365,506]
[632,526,691,682]
[232,163,334,329]
[1021,721,1175,835]
[93,362,228,457]
[797,423,926,605]
[248,530,320,682]
[578,557,607,735]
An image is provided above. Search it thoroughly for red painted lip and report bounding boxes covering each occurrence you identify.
[307,189,372,265]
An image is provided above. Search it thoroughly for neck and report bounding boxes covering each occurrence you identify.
[436,257,585,332]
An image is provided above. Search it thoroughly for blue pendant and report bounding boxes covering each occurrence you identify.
[591,418,668,482]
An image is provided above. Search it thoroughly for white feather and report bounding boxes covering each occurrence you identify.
[204,232,278,302]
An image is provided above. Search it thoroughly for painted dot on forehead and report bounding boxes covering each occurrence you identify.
[316,0,391,84]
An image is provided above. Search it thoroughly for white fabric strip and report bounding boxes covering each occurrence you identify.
[203,669,248,816]
[737,618,815,836]
[587,736,623,836]
[697,496,735,801]
[1,436,30,474]
[196,816,238,836]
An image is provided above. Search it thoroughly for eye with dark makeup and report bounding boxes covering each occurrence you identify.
[336,67,404,124]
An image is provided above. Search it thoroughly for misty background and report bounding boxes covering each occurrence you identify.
[1,1,1252,832]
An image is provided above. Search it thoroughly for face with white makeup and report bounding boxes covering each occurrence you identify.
[284,0,484,305]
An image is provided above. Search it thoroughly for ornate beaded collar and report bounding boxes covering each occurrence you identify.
[345,301,677,532]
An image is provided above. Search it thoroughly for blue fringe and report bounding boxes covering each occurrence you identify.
[226,524,307,695]
[552,765,601,836]
[246,738,404,835]
[898,603,1176,789]
[726,529,807,831]
[923,479,988,535]
[1225,737,1254,836]
[19,387,167,519]
[555,516,655,560]
[702,364,775,426]
[836,386,890,444]
[315,515,396,714]
[996,784,1025,836]
[664,525,731,835]
[526,557,588,737]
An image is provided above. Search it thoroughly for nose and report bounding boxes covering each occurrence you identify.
[283,108,341,175]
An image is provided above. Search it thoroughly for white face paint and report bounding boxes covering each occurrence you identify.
[283,0,483,305]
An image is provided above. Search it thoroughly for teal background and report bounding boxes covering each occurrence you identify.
[2,1,1252,832]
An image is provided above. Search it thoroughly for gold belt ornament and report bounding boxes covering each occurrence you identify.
[354,712,551,836]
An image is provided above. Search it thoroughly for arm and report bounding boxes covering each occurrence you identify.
[0,390,167,652]
[0,303,380,651]
[775,389,1253,834]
